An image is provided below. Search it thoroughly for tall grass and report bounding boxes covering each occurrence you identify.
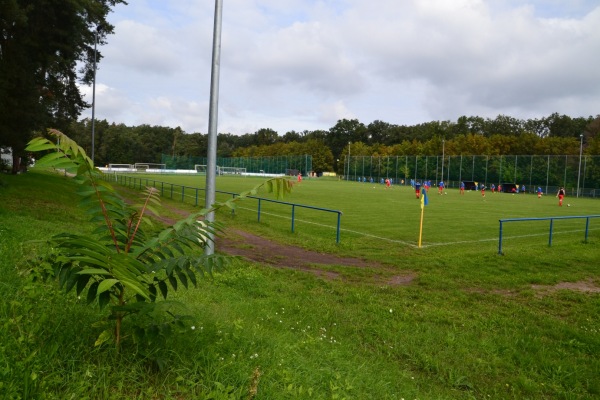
[1,170,599,399]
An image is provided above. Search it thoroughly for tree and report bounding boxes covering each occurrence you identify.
[282,130,302,143]
[0,0,125,173]
[366,120,393,145]
[255,128,279,146]
[302,139,334,173]
[486,115,524,136]
[326,119,367,168]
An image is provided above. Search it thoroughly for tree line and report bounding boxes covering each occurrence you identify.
[59,113,600,174]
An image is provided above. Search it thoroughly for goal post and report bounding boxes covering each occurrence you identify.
[194,164,208,174]
[217,166,247,175]
[107,163,133,170]
[134,163,166,172]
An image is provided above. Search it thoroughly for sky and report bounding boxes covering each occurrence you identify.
[79,0,600,135]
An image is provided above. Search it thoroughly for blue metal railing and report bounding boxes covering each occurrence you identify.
[498,215,600,254]
[107,174,343,243]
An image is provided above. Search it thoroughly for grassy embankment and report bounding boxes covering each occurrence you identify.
[1,170,599,399]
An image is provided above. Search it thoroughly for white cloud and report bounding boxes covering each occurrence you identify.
[80,0,600,135]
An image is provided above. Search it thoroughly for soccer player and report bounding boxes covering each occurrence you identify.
[297,173,302,183]
[537,186,543,198]
[491,183,496,193]
[438,180,444,195]
[415,181,421,198]
[557,187,565,206]
[481,185,486,197]
[385,178,391,188]
[460,181,465,195]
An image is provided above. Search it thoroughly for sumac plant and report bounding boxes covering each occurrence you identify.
[26,129,293,351]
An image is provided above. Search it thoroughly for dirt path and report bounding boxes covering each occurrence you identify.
[128,193,415,285]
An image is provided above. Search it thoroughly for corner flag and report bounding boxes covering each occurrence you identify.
[418,187,428,247]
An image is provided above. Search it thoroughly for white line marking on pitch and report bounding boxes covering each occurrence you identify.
[234,206,598,249]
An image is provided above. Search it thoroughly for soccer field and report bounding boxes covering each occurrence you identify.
[120,174,600,255]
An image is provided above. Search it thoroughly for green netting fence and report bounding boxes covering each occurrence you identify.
[343,155,600,197]
[161,154,312,176]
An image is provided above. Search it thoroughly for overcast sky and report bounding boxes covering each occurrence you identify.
[79,0,600,135]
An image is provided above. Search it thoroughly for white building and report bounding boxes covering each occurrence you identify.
[0,147,12,165]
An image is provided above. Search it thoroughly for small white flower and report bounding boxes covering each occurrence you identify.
[389,309,393,313]
[191,326,196,330]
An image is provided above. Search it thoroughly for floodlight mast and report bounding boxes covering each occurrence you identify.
[204,0,223,256]
[441,139,445,186]
[91,27,98,164]
[577,134,583,198]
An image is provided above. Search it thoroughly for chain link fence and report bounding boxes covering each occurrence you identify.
[161,154,313,176]
[344,155,600,197]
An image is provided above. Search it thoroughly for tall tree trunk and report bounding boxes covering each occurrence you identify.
[11,154,21,175]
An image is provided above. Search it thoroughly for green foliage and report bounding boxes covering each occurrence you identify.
[25,129,294,351]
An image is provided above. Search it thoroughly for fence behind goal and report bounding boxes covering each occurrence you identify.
[162,154,312,176]
[342,154,600,198]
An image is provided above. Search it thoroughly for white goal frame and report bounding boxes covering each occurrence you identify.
[217,166,247,175]
[108,163,133,170]
[194,164,208,174]
[134,163,166,172]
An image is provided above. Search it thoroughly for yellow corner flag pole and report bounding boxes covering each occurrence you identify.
[418,188,425,248]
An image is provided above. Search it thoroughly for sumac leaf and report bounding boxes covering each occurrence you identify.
[168,275,178,291]
[87,281,99,304]
[158,280,168,299]
[76,274,91,296]
[98,291,110,309]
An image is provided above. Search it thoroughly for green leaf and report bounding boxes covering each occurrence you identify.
[98,291,111,309]
[64,269,79,294]
[34,155,70,170]
[168,275,178,291]
[76,274,91,296]
[176,269,188,289]
[149,284,157,301]
[97,279,119,295]
[94,329,112,347]
[158,280,168,299]
[25,141,56,152]
[58,265,70,289]
[87,281,99,304]
[76,268,112,276]
[187,269,197,287]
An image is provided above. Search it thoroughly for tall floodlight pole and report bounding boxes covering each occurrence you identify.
[577,134,583,198]
[205,0,223,256]
[441,139,445,185]
[348,142,352,180]
[91,27,98,163]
